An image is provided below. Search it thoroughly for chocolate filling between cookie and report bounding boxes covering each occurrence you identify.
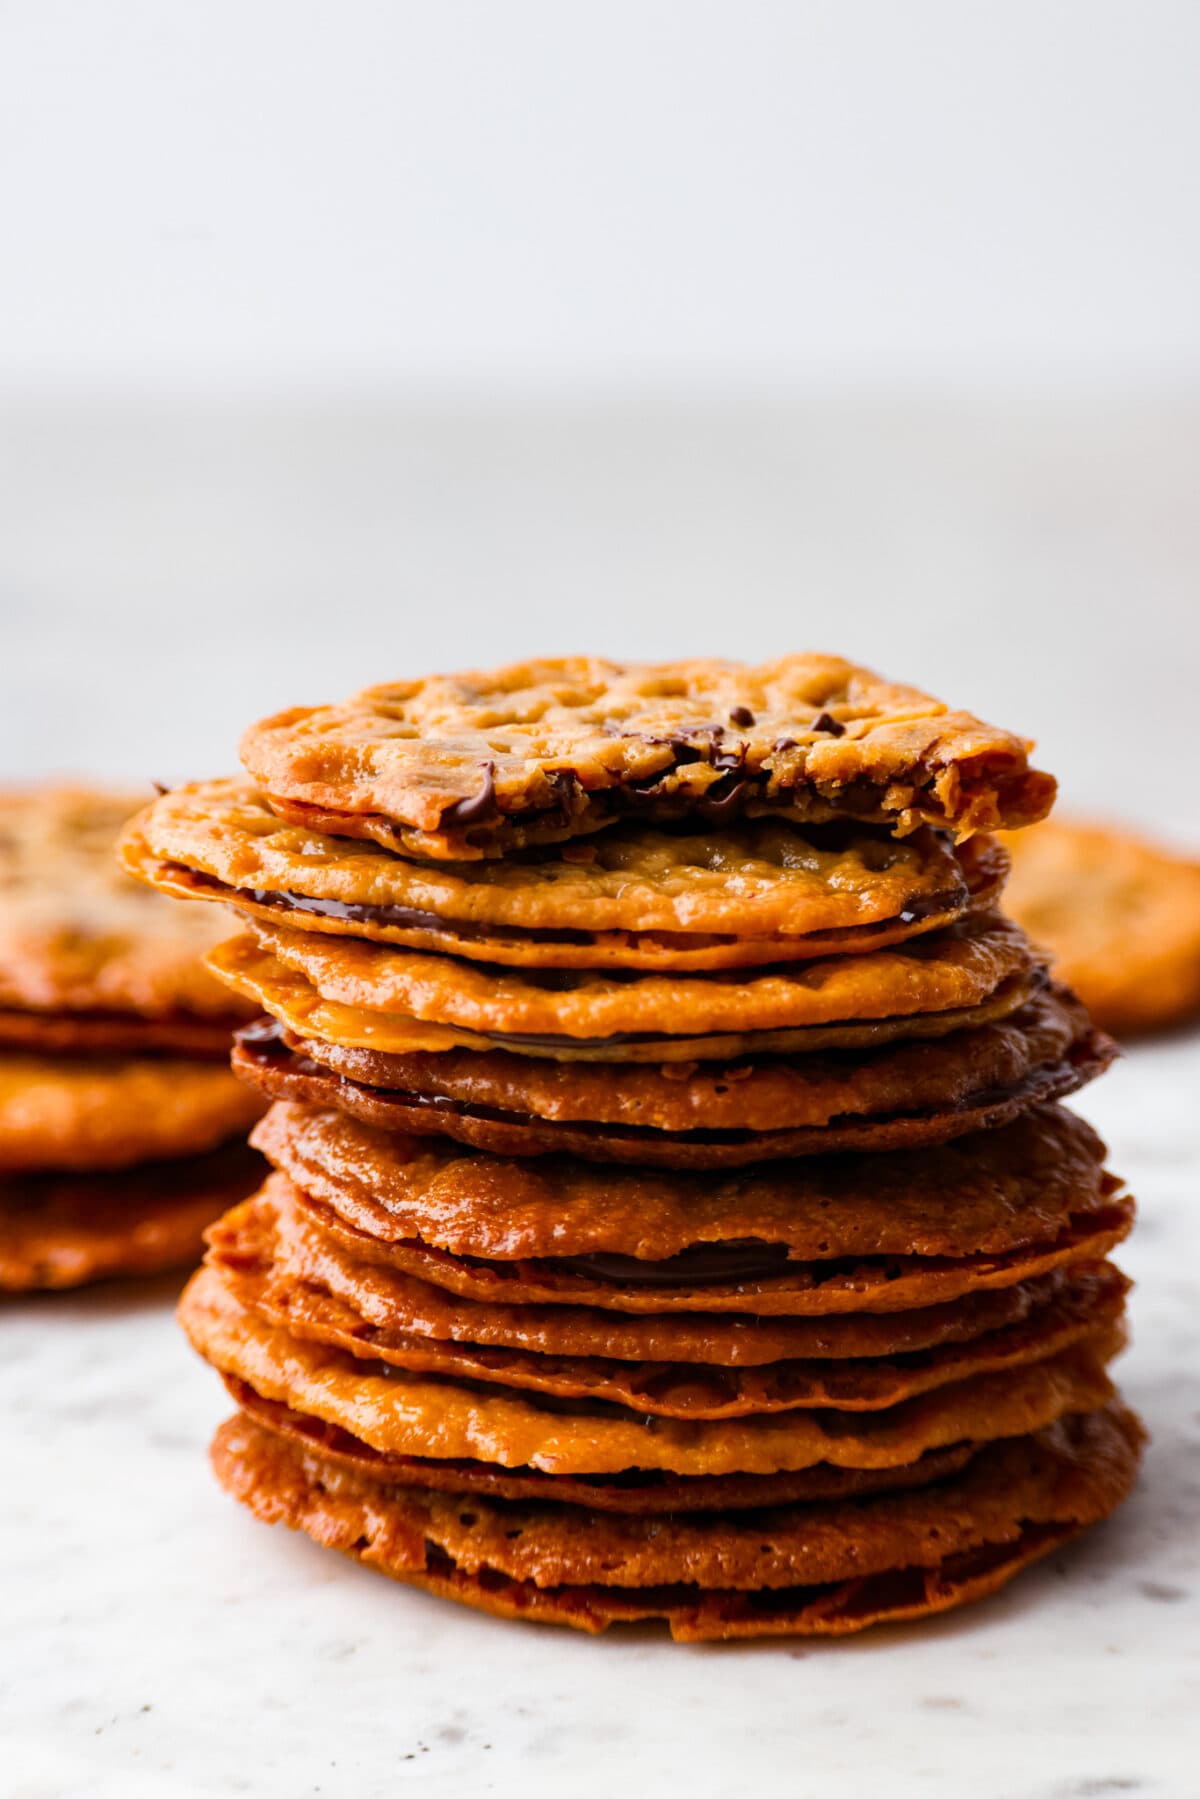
[231,1018,1111,1161]
[162,862,968,950]
[388,744,1049,848]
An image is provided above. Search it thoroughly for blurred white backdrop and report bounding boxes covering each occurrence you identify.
[3,0,1199,387]
[1,1,1198,825]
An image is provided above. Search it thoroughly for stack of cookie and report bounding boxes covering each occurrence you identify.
[124,657,1144,1640]
[1,787,265,1291]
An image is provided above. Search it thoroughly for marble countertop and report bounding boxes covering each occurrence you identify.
[3,1030,1197,1799]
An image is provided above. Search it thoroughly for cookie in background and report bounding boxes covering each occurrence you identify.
[0,785,265,1292]
[1000,818,1200,1038]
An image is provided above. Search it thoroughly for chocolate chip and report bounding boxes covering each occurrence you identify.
[698,775,752,821]
[772,737,798,753]
[810,711,845,736]
[440,760,497,827]
[638,735,704,766]
[151,780,170,796]
[713,742,746,772]
[729,706,755,728]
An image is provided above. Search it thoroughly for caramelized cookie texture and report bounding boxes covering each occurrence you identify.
[213,1402,1141,1593]
[180,1265,1120,1477]
[121,779,1008,969]
[207,913,1048,1067]
[0,783,263,1290]
[239,655,1055,859]
[228,988,1114,1167]
[213,931,1044,1062]
[290,1178,1133,1316]
[268,987,1096,1133]
[0,785,254,1020]
[1001,817,1200,1037]
[223,1379,985,1512]
[211,1191,1128,1418]
[246,911,1038,1038]
[247,1101,1117,1265]
[0,1053,263,1173]
[0,1142,262,1291]
[211,1178,1110,1367]
[209,1403,1142,1637]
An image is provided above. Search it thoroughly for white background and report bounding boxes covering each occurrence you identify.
[2,0,1199,388]
[1,6,1198,1797]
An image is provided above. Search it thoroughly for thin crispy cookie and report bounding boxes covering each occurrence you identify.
[211,1403,1143,1606]
[247,1101,1115,1265]
[1001,817,1200,1037]
[121,779,1007,970]
[0,1053,265,1174]
[0,1141,262,1291]
[0,784,254,1019]
[210,1180,1102,1368]
[180,1265,1120,1477]
[231,989,1114,1167]
[240,655,1055,859]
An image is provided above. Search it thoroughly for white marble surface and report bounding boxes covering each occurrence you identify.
[1,395,1198,1795]
[0,1035,1195,1799]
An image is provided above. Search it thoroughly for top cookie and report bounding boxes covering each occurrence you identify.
[240,655,1055,860]
[0,785,255,1020]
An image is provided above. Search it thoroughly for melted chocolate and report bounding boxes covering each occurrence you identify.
[235,1019,1100,1159]
[697,777,754,822]
[557,1241,791,1286]
[202,875,592,946]
[439,760,497,828]
[170,865,965,953]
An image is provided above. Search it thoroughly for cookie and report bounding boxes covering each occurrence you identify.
[209,914,1045,1063]
[122,780,1008,971]
[212,1180,1104,1369]
[247,1100,1116,1268]
[0,1053,265,1173]
[0,1141,262,1291]
[209,1405,1142,1638]
[294,1178,1133,1317]
[213,1400,1140,1589]
[231,989,1115,1166]
[180,1265,1118,1477]
[0,1008,238,1059]
[214,1208,1126,1418]
[1000,817,1200,1036]
[239,656,1055,859]
[0,785,254,1021]
[216,936,1042,1065]
[259,988,1103,1131]
[224,1377,981,1512]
